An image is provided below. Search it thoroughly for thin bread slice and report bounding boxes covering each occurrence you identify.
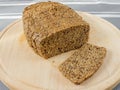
[59,43,106,84]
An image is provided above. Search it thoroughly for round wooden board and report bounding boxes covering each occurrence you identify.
[0,12,120,90]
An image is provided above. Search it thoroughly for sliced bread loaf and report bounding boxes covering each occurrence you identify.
[59,43,106,84]
[23,1,89,59]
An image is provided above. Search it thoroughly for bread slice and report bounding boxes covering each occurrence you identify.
[59,43,106,84]
[23,1,89,59]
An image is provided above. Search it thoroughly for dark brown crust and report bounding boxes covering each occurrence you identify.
[59,43,107,84]
[23,1,89,58]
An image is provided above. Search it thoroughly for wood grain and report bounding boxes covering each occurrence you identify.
[0,12,120,90]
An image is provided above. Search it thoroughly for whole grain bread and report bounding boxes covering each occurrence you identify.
[59,43,106,84]
[23,1,89,59]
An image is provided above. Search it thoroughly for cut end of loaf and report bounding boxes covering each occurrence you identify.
[59,43,107,84]
[36,22,89,59]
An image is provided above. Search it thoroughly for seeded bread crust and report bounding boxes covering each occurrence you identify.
[23,1,89,59]
[59,43,106,84]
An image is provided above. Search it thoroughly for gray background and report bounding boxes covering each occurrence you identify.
[0,0,120,90]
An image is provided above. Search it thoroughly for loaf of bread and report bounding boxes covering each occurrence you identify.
[59,43,106,84]
[23,1,89,59]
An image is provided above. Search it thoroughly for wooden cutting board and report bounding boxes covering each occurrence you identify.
[0,12,120,90]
